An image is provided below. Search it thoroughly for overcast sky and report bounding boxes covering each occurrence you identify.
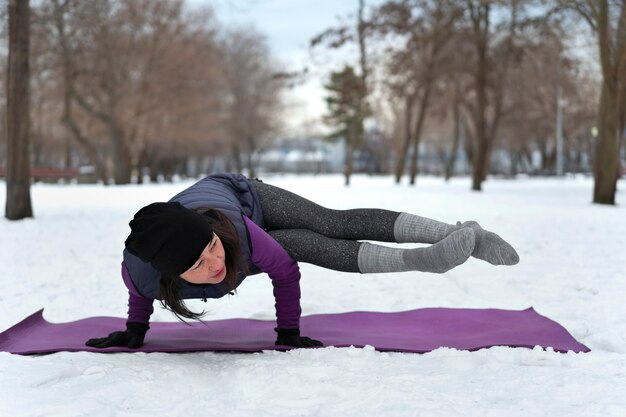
[191,0,382,135]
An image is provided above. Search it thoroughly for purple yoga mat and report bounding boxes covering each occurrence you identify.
[0,307,589,355]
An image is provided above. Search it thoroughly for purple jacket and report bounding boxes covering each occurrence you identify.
[120,174,302,330]
[122,217,302,329]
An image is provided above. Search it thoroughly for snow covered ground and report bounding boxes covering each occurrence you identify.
[1,174,625,417]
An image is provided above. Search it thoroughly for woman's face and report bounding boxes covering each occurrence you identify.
[180,233,227,284]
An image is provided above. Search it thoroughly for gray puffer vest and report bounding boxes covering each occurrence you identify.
[122,173,264,300]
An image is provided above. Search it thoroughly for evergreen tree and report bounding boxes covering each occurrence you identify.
[323,65,369,186]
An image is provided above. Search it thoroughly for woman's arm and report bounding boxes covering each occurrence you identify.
[244,218,321,347]
[244,217,301,329]
[84,263,153,349]
[121,263,155,325]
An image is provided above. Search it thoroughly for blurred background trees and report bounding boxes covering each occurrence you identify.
[1,0,286,187]
[1,0,624,205]
[221,27,285,178]
[315,0,621,203]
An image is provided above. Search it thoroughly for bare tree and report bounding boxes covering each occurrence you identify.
[495,20,598,176]
[221,27,285,178]
[5,0,33,220]
[34,0,223,184]
[454,0,552,189]
[373,0,463,185]
[130,9,224,181]
[565,1,625,205]
[464,0,501,191]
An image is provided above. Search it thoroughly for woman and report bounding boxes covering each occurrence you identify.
[86,173,519,349]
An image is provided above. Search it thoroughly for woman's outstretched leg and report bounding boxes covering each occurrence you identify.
[267,229,475,274]
[253,180,519,266]
[252,180,399,242]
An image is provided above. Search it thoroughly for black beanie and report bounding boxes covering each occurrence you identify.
[125,202,213,277]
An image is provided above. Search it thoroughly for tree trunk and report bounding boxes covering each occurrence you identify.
[5,0,33,220]
[112,141,132,184]
[246,135,256,178]
[394,94,415,183]
[110,123,132,185]
[408,85,432,185]
[231,144,243,173]
[481,139,496,182]
[355,0,368,182]
[63,137,72,169]
[105,89,132,184]
[149,161,159,182]
[247,149,256,179]
[471,71,488,189]
[593,83,620,204]
[472,43,489,191]
[509,150,518,177]
[463,109,475,167]
[470,2,490,192]
[472,137,488,190]
[591,0,625,205]
[445,100,463,181]
[345,124,355,186]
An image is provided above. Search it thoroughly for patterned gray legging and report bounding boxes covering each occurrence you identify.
[251,180,401,272]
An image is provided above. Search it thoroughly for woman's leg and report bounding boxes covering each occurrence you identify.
[267,229,361,272]
[253,180,519,266]
[267,228,475,274]
[253,181,474,273]
[252,180,399,242]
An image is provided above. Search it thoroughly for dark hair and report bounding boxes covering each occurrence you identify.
[157,207,244,322]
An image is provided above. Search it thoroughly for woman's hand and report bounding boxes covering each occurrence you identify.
[85,323,149,349]
[275,328,323,348]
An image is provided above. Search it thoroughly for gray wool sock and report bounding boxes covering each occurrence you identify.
[358,228,475,274]
[393,212,457,244]
[394,212,520,266]
[457,221,519,266]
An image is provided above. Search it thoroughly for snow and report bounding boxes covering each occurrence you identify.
[1,174,625,417]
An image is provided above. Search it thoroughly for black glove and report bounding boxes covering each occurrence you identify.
[275,328,323,348]
[85,323,149,349]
